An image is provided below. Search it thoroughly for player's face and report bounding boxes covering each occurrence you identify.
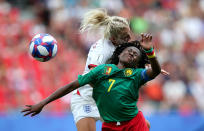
[119,46,141,68]
[114,28,131,46]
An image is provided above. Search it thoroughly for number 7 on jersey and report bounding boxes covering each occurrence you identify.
[108,79,115,92]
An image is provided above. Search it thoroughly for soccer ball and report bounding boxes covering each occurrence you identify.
[29,33,58,62]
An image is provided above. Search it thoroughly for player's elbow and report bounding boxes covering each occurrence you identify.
[151,67,161,79]
[155,67,161,76]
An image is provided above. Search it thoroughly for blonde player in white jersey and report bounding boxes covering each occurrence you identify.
[71,9,132,131]
[71,8,169,131]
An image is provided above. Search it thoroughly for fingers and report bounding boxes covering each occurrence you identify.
[21,105,33,116]
[21,108,31,113]
[23,111,34,116]
[21,105,32,113]
[161,69,170,76]
[22,110,39,117]
[141,33,144,42]
[145,34,152,42]
[141,33,152,42]
[31,112,39,117]
[148,35,152,41]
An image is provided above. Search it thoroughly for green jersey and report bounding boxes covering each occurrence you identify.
[78,64,149,122]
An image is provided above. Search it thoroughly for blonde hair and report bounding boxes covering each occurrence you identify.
[80,9,129,39]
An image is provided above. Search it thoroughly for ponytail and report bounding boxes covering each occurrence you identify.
[80,9,110,33]
[80,9,129,39]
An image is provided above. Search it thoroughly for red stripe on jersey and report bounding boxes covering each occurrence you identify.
[77,90,81,96]
[88,64,97,69]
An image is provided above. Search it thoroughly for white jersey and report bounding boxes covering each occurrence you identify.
[72,38,115,99]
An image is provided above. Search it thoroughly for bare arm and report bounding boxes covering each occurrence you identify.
[146,64,170,76]
[21,80,80,116]
[41,80,79,105]
[140,34,161,79]
[146,56,161,79]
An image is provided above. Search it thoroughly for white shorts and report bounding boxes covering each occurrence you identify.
[71,92,101,123]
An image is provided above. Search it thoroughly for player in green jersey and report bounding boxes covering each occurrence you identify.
[22,34,161,131]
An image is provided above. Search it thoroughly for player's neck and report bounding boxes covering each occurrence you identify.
[117,63,126,69]
[109,38,117,46]
[117,62,137,69]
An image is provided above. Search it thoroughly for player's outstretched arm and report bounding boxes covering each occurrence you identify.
[21,80,80,117]
[140,34,161,79]
[145,64,170,76]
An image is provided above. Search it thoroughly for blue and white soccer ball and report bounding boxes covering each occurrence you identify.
[29,34,58,62]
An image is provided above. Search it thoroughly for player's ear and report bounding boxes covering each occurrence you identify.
[110,36,116,42]
[118,52,123,60]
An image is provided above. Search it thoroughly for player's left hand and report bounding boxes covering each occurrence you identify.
[21,102,45,117]
[140,33,153,50]
[145,64,170,76]
[161,69,170,76]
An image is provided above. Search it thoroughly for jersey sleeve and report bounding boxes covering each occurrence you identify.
[136,68,152,86]
[78,65,104,86]
[87,41,104,66]
[88,53,104,66]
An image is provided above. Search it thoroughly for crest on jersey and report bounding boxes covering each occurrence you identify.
[124,68,133,76]
[104,66,112,75]
[83,104,92,113]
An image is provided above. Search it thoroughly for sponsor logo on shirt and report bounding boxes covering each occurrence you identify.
[124,68,133,76]
[83,104,92,113]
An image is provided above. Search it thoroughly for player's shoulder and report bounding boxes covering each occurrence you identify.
[132,68,145,74]
[96,64,113,68]
[103,64,119,74]
[104,64,117,68]
[90,39,112,49]
[90,39,103,48]
[92,64,106,71]
[88,39,104,54]
[94,64,116,71]
[132,68,146,77]
[134,68,145,72]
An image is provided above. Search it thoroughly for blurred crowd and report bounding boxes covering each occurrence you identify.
[0,0,204,115]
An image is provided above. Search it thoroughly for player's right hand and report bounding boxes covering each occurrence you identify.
[140,33,153,50]
[21,102,45,117]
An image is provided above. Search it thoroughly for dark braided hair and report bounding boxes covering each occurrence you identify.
[110,40,149,68]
